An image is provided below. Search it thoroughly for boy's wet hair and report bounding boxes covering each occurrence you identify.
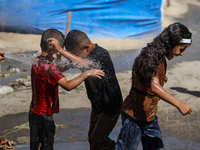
[64,30,91,52]
[40,29,65,52]
[133,22,192,86]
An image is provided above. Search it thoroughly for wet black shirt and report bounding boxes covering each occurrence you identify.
[84,44,123,114]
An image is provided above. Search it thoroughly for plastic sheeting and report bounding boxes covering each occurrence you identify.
[0,0,163,38]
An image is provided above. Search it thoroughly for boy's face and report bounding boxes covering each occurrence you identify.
[166,43,190,60]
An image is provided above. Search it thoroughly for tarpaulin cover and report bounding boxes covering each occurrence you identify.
[0,0,163,38]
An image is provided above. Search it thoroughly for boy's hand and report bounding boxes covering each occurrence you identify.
[84,69,105,79]
[177,102,192,115]
[48,38,62,51]
[0,50,5,60]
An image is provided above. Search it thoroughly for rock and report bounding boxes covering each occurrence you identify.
[0,86,14,95]
[23,81,31,87]
[7,66,20,73]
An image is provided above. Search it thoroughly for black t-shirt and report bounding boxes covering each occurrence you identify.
[84,44,123,114]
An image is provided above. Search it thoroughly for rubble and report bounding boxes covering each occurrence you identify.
[6,66,20,73]
[9,77,31,89]
[0,138,16,150]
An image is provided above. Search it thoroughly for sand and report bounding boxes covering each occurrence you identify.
[0,0,200,148]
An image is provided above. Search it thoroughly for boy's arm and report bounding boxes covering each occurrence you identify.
[58,69,104,91]
[56,57,70,72]
[0,50,4,60]
[54,53,70,72]
[57,61,69,72]
[48,38,91,69]
[150,76,192,115]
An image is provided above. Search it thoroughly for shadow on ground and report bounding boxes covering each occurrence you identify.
[170,87,200,97]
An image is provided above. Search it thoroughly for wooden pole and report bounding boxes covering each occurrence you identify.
[66,11,72,35]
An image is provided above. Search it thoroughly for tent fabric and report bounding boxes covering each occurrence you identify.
[0,0,163,38]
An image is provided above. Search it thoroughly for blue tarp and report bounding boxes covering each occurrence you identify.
[0,0,163,38]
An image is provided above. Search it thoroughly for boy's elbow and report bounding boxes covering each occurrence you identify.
[58,78,72,91]
[63,86,72,91]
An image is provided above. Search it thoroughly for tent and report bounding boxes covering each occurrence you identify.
[0,0,163,38]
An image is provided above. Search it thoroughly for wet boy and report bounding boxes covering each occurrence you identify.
[49,30,123,150]
[29,29,104,150]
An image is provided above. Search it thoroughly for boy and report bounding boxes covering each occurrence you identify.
[29,29,104,150]
[49,30,123,150]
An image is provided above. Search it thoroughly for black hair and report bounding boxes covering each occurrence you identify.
[133,22,192,86]
[40,29,65,52]
[64,30,91,51]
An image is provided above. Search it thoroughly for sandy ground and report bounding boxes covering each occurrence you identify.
[0,0,200,148]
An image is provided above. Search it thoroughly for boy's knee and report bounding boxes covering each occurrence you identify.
[90,133,102,143]
[91,135,116,150]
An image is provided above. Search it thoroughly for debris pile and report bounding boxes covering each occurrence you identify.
[7,66,20,73]
[9,76,31,89]
[0,138,16,150]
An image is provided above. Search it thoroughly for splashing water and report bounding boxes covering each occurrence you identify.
[4,53,101,72]
[5,53,36,65]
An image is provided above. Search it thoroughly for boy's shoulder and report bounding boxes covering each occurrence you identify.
[94,44,110,55]
[95,44,107,51]
[33,56,59,72]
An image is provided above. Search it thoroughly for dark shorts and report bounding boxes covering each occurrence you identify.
[115,111,164,150]
[29,110,55,150]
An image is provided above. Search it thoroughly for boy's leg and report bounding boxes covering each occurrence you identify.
[29,110,40,150]
[89,109,120,150]
[88,108,101,149]
[141,116,164,150]
[39,115,55,150]
[115,112,142,150]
